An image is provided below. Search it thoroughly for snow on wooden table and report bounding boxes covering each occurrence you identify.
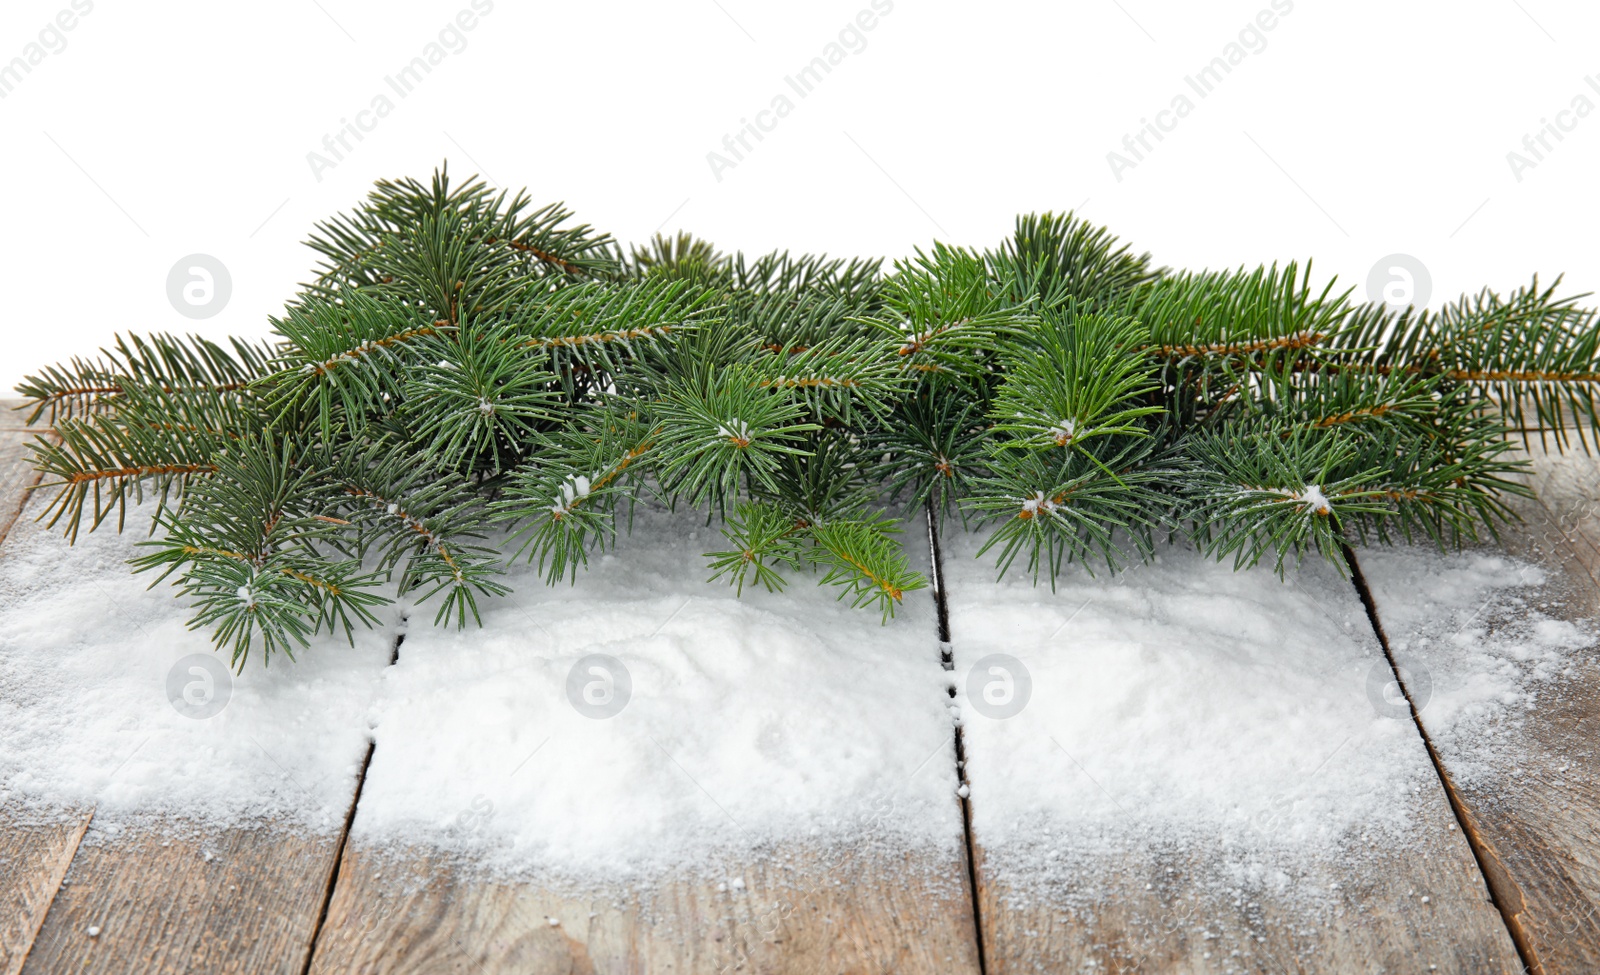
[0,484,390,975]
[1356,448,1600,974]
[0,414,96,975]
[0,407,42,548]
[301,504,979,974]
[938,526,1523,974]
[5,396,1600,974]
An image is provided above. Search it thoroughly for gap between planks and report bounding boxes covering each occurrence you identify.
[297,621,406,966]
[925,502,991,975]
[299,524,990,974]
[1344,445,1600,975]
[1341,542,1541,974]
[2,814,92,975]
[297,631,404,973]
[0,418,392,975]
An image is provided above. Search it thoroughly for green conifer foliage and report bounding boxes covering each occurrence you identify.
[16,165,1598,666]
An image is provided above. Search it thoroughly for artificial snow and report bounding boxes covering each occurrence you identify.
[349,503,959,882]
[1357,548,1597,795]
[939,528,1585,897]
[945,531,1416,850]
[2,487,1585,893]
[0,497,960,883]
[0,499,390,832]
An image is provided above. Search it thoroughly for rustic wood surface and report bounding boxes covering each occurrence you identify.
[0,426,369,975]
[303,511,982,975]
[1356,447,1600,974]
[0,406,92,975]
[12,398,1600,972]
[937,528,1524,975]
[970,839,1518,975]
[0,815,91,975]
[19,824,346,975]
[306,843,981,975]
[0,405,46,547]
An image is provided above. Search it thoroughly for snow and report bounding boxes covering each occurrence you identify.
[940,527,1591,915]
[2,485,1584,893]
[0,497,960,883]
[552,474,593,515]
[0,500,390,833]
[1294,484,1332,515]
[717,419,752,444]
[350,503,959,882]
[1356,548,1597,794]
[1019,491,1058,517]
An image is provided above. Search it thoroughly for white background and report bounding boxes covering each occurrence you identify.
[1,0,1596,391]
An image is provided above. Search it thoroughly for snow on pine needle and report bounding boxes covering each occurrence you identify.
[13,162,1600,662]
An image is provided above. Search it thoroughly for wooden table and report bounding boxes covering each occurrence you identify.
[2,408,1596,974]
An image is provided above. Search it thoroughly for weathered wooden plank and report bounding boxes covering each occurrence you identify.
[1357,448,1600,974]
[0,483,387,975]
[940,529,1523,974]
[0,813,91,975]
[19,824,345,975]
[0,412,87,975]
[0,410,46,546]
[304,506,981,975]
[308,844,977,974]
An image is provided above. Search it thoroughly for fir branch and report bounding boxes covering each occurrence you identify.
[1156,329,1324,359]
[872,384,991,517]
[129,433,389,666]
[966,438,1170,585]
[22,163,1600,662]
[1184,417,1529,572]
[986,211,1160,313]
[323,441,508,627]
[1137,262,1350,364]
[705,500,804,595]
[510,278,719,387]
[805,516,927,620]
[403,323,560,471]
[304,166,617,315]
[266,293,446,437]
[15,333,274,425]
[495,416,658,582]
[29,384,257,541]
[651,369,821,509]
[989,310,1163,451]
[530,324,679,349]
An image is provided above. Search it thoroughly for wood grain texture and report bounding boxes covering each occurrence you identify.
[303,503,979,975]
[19,823,345,975]
[939,528,1523,974]
[306,843,981,975]
[0,813,91,975]
[0,408,48,547]
[1358,448,1600,974]
[0,408,82,975]
[0,432,375,975]
[971,838,1515,975]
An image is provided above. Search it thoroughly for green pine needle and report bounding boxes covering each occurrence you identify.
[15,162,1600,663]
